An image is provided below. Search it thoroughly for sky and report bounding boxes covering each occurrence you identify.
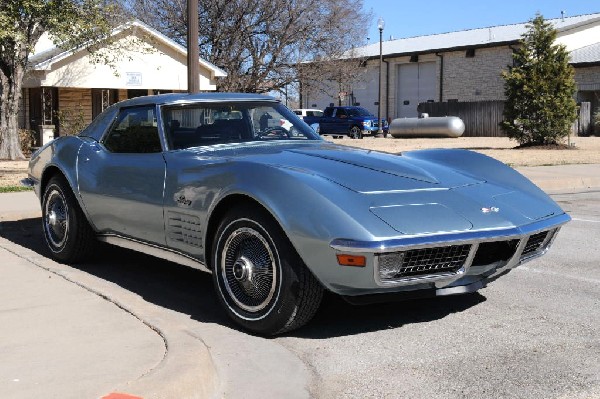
[362,0,600,44]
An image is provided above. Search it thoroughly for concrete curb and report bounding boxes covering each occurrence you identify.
[0,237,219,399]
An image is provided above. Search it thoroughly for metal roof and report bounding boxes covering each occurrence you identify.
[570,42,600,64]
[353,13,600,58]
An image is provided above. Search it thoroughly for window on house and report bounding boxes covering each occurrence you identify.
[466,48,476,58]
[92,89,118,119]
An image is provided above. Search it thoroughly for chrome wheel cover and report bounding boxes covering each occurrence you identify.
[44,188,69,249]
[220,226,277,313]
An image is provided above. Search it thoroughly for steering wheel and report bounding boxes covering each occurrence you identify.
[259,126,290,139]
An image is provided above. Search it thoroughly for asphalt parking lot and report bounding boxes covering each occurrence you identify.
[276,189,600,398]
[1,189,599,398]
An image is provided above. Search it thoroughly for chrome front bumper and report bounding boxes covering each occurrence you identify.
[330,213,570,291]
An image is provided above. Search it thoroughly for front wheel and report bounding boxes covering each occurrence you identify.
[349,126,363,139]
[212,204,323,335]
[42,176,96,263]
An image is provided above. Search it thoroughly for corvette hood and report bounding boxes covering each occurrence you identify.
[277,145,484,192]
[185,142,483,192]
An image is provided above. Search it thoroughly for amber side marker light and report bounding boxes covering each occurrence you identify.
[337,254,366,267]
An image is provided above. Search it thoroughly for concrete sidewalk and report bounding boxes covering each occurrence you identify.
[0,193,218,399]
[0,245,165,399]
[517,163,600,192]
[0,163,598,399]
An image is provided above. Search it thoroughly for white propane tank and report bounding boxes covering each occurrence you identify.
[389,114,465,138]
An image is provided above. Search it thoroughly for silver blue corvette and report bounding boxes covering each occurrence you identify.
[25,93,570,335]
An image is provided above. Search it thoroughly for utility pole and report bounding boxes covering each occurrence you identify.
[187,0,200,93]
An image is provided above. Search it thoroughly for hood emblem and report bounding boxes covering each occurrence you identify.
[481,207,500,214]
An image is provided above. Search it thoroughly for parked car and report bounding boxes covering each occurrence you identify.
[293,108,324,126]
[319,106,389,139]
[24,93,570,335]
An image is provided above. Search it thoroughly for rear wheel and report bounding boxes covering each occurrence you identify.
[212,204,323,335]
[42,176,96,263]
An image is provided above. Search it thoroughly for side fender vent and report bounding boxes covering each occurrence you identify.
[167,211,203,248]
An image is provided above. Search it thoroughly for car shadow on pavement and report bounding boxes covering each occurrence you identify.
[1,217,486,337]
[0,217,229,327]
[286,291,486,339]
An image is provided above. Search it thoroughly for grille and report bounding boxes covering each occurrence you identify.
[378,244,471,281]
[472,239,520,266]
[521,230,550,258]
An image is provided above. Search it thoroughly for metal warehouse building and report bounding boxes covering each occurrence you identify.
[301,13,600,136]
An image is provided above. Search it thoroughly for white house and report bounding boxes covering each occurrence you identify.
[19,21,227,143]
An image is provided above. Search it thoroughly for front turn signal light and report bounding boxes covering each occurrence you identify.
[336,254,366,267]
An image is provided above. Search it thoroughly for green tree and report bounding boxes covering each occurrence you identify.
[501,14,577,145]
[0,0,122,160]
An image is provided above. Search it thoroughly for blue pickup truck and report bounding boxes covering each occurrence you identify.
[318,106,388,139]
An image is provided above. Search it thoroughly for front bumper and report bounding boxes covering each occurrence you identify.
[363,126,389,134]
[326,212,570,296]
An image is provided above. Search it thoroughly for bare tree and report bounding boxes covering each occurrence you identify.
[298,55,369,107]
[131,0,370,93]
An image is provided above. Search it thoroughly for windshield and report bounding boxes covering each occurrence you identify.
[347,107,372,117]
[162,102,321,150]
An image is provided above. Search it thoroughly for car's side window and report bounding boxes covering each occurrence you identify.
[103,106,162,153]
[336,108,347,118]
[323,107,334,117]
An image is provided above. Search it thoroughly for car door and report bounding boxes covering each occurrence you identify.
[333,108,350,134]
[77,105,167,245]
[319,107,335,134]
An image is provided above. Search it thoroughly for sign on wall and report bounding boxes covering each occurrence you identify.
[126,72,143,86]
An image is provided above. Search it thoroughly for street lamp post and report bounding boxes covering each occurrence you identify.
[377,17,385,136]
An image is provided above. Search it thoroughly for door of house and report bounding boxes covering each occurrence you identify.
[92,89,119,119]
[29,88,43,137]
[28,87,58,143]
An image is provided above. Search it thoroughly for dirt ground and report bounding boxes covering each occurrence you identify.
[325,136,600,167]
[2,136,599,188]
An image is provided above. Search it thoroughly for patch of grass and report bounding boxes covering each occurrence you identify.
[0,186,33,193]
